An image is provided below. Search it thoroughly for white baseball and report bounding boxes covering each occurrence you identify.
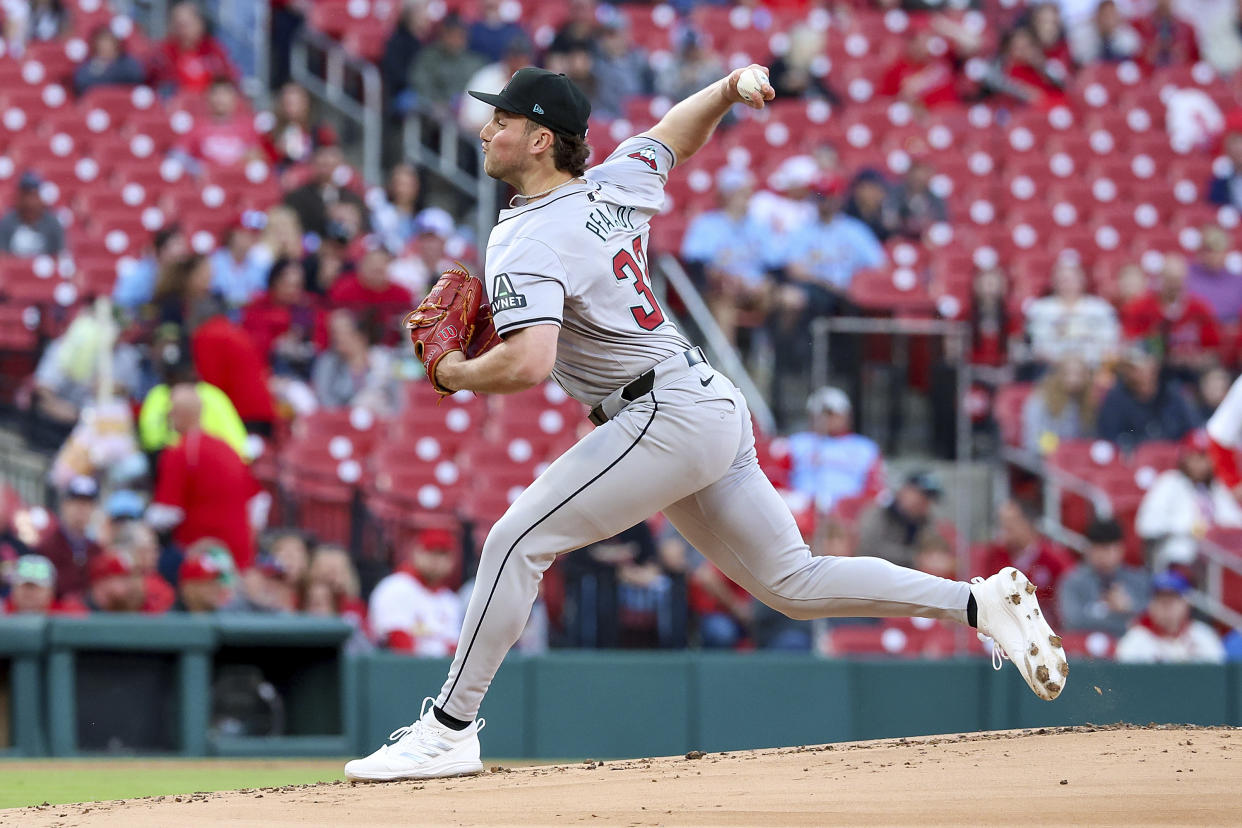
[736,67,768,102]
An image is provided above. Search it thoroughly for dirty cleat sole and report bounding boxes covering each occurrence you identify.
[971,567,1069,701]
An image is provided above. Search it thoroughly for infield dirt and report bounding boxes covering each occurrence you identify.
[5,724,1238,827]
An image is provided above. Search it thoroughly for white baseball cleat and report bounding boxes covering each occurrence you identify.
[345,697,486,782]
[971,567,1069,701]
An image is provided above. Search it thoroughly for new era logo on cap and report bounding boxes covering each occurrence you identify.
[532,104,544,114]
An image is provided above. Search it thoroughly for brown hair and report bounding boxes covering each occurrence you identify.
[1038,357,1097,427]
[526,120,590,177]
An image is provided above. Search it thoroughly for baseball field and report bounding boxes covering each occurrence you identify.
[1,725,1238,826]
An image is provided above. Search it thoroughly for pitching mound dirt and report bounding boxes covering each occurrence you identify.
[7,725,1239,827]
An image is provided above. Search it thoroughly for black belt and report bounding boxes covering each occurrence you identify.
[588,348,706,426]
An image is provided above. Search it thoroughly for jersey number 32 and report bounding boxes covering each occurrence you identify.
[612,235,665,331]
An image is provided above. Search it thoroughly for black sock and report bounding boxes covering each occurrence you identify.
[966,593,978,628]
[433,705,471,731]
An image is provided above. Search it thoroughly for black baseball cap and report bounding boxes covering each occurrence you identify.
[468,67,591,140]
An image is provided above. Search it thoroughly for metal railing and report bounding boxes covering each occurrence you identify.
[401,104,498,248]
[290,28,384,185]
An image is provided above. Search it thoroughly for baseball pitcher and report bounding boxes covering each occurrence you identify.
[346,66,1068,782]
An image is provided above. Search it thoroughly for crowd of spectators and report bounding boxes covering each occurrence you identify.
[3,0,1242,665]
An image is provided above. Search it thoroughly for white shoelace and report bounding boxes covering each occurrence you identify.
[386,697,437,752]
[970,577,1009,672]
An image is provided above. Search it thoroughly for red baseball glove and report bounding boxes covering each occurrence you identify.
[403,263,502,396]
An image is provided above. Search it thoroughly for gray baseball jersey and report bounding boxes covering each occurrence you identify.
[483,136,691,405]
[433,132,972,723]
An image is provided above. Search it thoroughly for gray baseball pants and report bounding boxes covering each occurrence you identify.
[436,367,970,721]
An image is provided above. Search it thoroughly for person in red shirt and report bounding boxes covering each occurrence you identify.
[880,27,961,109]
[59,549,164,613]
[1135,0,1199,69]
[1121,254,1222,374]
[977,500,1074,624]
[147,1,239,94]
[191,306,277,435]
[689,561,754,649]
[179,77,262,169]
[989,25,1069,109]
[241,258,319,376]
[328,244,413,341]
[35,475,104,598]
[149,385,264,570]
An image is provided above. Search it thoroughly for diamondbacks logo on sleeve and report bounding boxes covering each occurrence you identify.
[491,273,527,312]
[627,146,658,170]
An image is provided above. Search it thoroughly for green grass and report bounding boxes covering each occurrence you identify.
[0,758,345,809]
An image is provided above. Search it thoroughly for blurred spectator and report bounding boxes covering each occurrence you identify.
[1097,343,1199,450]
[1136,429,1242,570]
[148,1,238,94]
[1209,127,1242,211]
[0,170,64,257]
[148,384,264,570]
[969,266,1014,367]
[114,225,189,313]
[768,25,835,102]
[109,520,175,613]
[984,25,1069,108]
[788,387,884,513]
[312,310,403,416]
[855,470,942,569]
[1070,0,1141,64]
[778,176,885,301]
[390,208,461,297]
[72,549,148,612]
[690,562,752,649]
[409,15,487,114]
[1,0,67,55]
[73,23,144,96]
[889,157,948,240]
[750,155,819,242]
[680,168,769,345]
[1115,572,1226,663]
[1194,0,1242,75]
[1113,262,1150,309]
[328,245,413,338]
[260,82,333,170]
[1122,253,1222,373]
[843,169,899,243]
[304,544,366,619]
[1135,0,1198,67]
[151,254,219,329]
[241,258,318,377]
[589,17,652,120]
[1025,259,1120,368]
[1022,355,1098,454]
[563,521,676,648]
[880,25,961,108]
[28,308,137,450]
[1197,365,1233,422]
[268,531,309,595]
[913,532,956,580]
[190,305,277,436]
[466,0,526,62]
[1058,517,1151,638]
[209,212,269,309]
[2,555,58,614]
[237,554,299,612]
[138,361,249,463]
[380,0,433,110]
[369,528,464,655]
[1186,225,1242,324]
[172,541,231,612]
[178,77,262,169]
[1028,3,1074,69]
[303,219,353,296]
[655,31,724,102]
[35,475,103,597]
[284,144,368,240]
[978,500,1073,618]
[370,163,423,253]
[253,205,304,265]
[1226,628,1242,660]
[547,0,599,57]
